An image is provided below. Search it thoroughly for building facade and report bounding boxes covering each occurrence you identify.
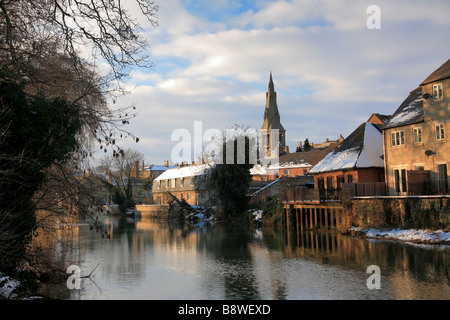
[382,59,450,195]
[152,164,214,207]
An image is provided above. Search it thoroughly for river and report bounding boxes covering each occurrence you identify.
[38,213,450,300]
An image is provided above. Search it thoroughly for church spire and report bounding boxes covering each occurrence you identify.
[261,72,287,155]
[269,71,274,90]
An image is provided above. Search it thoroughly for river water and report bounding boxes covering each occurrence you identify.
[39,214,450,300]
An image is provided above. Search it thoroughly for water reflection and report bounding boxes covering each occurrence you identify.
[39,214,450,300]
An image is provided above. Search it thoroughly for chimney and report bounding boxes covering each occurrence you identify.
[133,160,139,178]
[164,160,169,167]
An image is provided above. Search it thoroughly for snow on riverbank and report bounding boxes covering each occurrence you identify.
[0,272,20,299]
[350,227,450,245]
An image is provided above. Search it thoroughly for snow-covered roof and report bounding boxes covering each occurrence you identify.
[309,122,383,174]
[382,87,423,129]
[267,161,311,170]
[250,164,268,175]
[250,160,312,175]
[154,163,214,180]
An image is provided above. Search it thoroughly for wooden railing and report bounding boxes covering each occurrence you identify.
[341,182,386,197]
[281,179,449,203]
[280,188,320,203]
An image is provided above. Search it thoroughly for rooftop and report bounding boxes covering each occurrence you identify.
[382,87,423,130]
[154,163,214,180]
[309,122,384,174]
[420,59,450,86]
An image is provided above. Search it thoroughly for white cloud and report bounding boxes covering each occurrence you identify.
[108,0,450,164]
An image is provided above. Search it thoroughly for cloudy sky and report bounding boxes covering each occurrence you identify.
[109,0,450,166]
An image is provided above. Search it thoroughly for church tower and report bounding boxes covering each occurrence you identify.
[261,72,287,156]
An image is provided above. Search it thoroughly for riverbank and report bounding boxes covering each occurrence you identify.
[0,272,44,300]
[349,226,450,246]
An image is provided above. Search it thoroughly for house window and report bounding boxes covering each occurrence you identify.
[327,177,334,190]
[433,83,443,101]
[391,130,405,147]
[394,168,407,194]
[413,127,422,144]
[337,176,344,189]
[156,180,161,189]
[317,178,325,190]
[180,177,184,187]
[347,174,353,183]
[187,193,190,200]
[436,123,445,140]
[171,179,176,188]
[284,170,289,177]
[438,164,448,194]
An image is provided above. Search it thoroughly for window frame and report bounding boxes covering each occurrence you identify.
[432,83,443,101]
[436,123,445,141]
[394,168,407,194]
[413,127,422,145]
[391,130,405,147]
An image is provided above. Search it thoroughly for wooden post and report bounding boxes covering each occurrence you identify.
[299,208,303,231]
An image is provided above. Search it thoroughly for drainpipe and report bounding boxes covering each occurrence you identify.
[382,130,389,195]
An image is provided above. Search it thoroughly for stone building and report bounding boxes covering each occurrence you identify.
[382,59,449,195]
[152,163,214,207]
[132,160,177,179]
[260,72,287,156]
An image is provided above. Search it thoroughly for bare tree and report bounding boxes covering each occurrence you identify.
[0,0,158,280]
[96,148,144,214]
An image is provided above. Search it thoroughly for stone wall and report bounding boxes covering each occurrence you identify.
[136,204,170,219]
[346,196,450,230]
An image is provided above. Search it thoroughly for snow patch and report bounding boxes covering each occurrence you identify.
[350,227,450,245]
[356,123,384,168]
[155,163,213,180]
[309,147,360,173]
[386,97,422,127]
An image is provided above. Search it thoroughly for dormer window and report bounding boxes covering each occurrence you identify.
[432,83,443,101]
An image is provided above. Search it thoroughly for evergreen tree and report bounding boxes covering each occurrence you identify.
[303,138,312,151]
[209,127,254,221]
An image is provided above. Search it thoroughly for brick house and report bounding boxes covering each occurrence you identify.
[382,59,449,195]
[250,142,341,182]
[309,120,385,197]
[152,163,214,207]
